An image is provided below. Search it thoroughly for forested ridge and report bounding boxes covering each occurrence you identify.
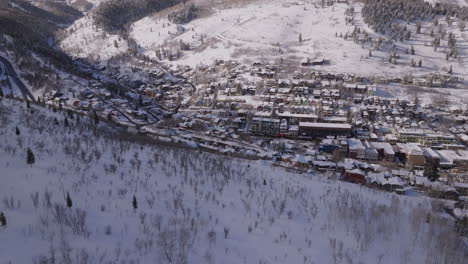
[94,0,182,33]
[362,0,468,34]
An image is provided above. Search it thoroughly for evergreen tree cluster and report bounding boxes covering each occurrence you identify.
[66,192,73,208]
[362,0,468,35]
[27,147,35,166]
[424,158,440,181]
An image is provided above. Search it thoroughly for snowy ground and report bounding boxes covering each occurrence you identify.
[354,4,468,77]
[60,15,129,61]
[129,0,468,78]
[59,0,468,81]
[131,0,375,70]
[377,82,468,106]
[0,99,467,263]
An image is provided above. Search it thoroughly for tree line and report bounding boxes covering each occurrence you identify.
[93,0,183,33]
[362,0,468,35]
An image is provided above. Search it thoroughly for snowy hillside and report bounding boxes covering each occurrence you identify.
[129,0,466,78]
[60,14,129,61]
[0,98,466,263]
[60,0,468,80]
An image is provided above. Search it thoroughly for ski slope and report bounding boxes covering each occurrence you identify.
[0,99,466,263]
[58,0,468,80]
[129,0,468,79]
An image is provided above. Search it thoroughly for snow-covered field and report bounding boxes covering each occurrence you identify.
[129,0,467,79]
[70,0,108,9]
[60,0,468,80]
[353,4,468,78]
[0,99,466,263]
[131,1,379,70]
[60,15,129,61]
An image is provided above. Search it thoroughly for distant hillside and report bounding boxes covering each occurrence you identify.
[0,0,88,92]
[93,0,181,33]
[0,0,82,65]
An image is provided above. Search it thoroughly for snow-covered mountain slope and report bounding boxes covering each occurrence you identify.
[0,98,466,263]
[60,0,468,79]
[60,14,129,61]
[130,0,467,77]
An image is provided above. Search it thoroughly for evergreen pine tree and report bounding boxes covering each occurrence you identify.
[26,148,35,166]
[0,212,6,227]
[424,159,440,181]
[64,117,69,127]
[54,118,59,125]
[15,126,20,136]
[66,192,73,208]
[94,111,100,125]
[132,195,138,209]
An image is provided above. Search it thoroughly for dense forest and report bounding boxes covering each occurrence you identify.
[362,0,468,34]
[94,0,182,33]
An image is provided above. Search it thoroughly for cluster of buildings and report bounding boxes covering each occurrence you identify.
[176,60,468,202]
[28,57,468,203]
[40,65,193,126]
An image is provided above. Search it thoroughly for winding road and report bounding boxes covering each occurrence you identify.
[0,56,36,102]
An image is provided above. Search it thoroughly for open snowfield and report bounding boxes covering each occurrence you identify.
[1,99,467,263]
[60,14,129,61]
[129,0,468,79]
[131,0,374,70]
[58,0,468,80]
